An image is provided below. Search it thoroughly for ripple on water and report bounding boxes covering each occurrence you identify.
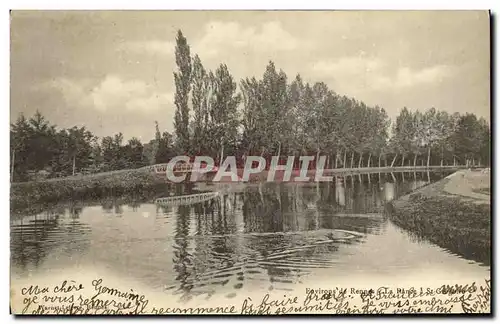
[12,173,486,304]
[162,228,366,300]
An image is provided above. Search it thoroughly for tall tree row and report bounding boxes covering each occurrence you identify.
[390,109,490,167]
[10,29,491,182]
[238,65,392,169]
[172,23,490,169]
[175,32,242,163]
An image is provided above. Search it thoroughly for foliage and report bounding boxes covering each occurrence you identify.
[10,30,491,182]
[173,30,192,154]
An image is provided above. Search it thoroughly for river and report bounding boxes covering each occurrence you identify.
[10,171,490,305]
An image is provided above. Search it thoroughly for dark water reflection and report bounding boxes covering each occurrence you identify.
[11,171,489,301]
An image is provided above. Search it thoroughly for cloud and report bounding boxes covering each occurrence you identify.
[122,21,304,59]
[311,57,454,93]
[371,65,454,91]
[36,75,174,113]
[195,21,302,57]
[36,77,94,107]
[312,57,384,78]
[121,40,175,55]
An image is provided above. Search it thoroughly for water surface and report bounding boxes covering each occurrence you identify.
[11,171,490,302]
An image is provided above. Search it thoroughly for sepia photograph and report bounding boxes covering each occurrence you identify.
[9,10,491,315]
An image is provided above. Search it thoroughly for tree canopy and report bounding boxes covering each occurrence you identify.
[10,29,491,182]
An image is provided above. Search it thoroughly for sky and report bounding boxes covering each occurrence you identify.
[10,10,490,142]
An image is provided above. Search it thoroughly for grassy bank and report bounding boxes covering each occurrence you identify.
[10,167,166,212]
[10,164,476,216]
[386,170,491,265]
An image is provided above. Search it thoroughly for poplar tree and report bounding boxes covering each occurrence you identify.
[173,30,192,155]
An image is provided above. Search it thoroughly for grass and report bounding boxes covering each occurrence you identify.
[386,195,491,265]
[10,168,167,213]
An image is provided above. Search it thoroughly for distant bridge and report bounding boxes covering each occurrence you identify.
[155,191,220,207]
[147,163,466,174]
[322,165,464,177]
[145,162,219,174]
[146,162,472,182]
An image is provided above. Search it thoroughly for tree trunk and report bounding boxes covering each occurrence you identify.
[220,143,225,166]
[72,155,76,176]
[453,156,456,166]
[378,155,381,167]
[367,153,372,168]
[427,146,431,168]
[259,182,264,203]
[276,142,281,160]
[316,150,320,170]
[358,153,362,168]
[472,158,475,166]
[335,152,338,169]
[401,155,405,167]
[11,149,15,182]
[350,152,354,169]
[276,186,282,211]
[336,152,343,168]
[413,153,418,167]
[391,154,397,167]
[343,151,347,168]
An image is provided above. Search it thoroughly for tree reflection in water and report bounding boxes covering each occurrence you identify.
[167,176,400,300]
[11,171,462,301]
[11,206,91,271]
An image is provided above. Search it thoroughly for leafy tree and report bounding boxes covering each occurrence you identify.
[10,113,32,181]
[240,77,264,156]
[155,121,175,163]
[452,113,484,166]
[260,62,290,158]
[65,126,95,175]
[173,30,192,154]
[391,107,414,166]
[142,140,158,165]
[207,64,241,164]
[191,54,209,156]
[478,119,491,166]
[124,137,144,168]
